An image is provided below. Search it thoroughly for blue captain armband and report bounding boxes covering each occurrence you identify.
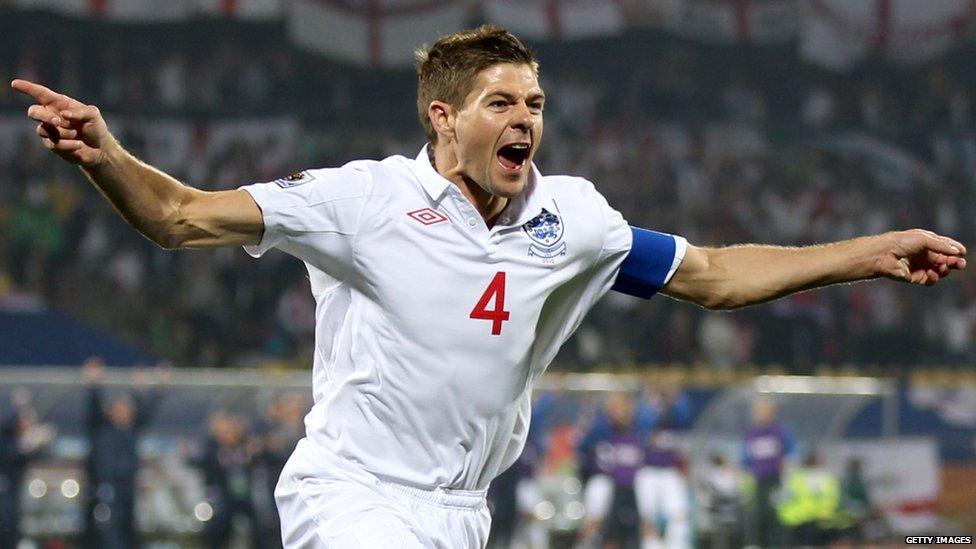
[612,227,684,299]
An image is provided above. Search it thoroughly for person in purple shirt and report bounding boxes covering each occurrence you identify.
[635,413,691,548]
[578,392,644,548]
[742,398,795,548]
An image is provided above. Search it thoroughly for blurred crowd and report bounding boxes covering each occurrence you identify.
[487,388,888,549]
[1,364,892,548]
[0,359,309,548]
[1,15,976,371]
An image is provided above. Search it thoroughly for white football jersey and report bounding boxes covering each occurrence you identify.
[241,146,686,491]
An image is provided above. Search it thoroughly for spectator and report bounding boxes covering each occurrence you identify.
[82,357,166,549]
[197,410,262,548]
[0,389,56,549]
[256,392,308,547]
[578,392,643,548]
[776,452,842,547]
[836,457,888,544]
[742,398,794,549]
[634,413,691,548]
[694,453,746,549]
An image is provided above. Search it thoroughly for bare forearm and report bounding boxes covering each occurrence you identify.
[81,140,190,248]
[15,80,263,249]
[685,237,881,309]
[721,238,880,307]
[662,227,963,310]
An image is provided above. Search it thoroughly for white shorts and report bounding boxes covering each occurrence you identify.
[275,438,492,548]
[634,466,689,521]
[583,474,615,520]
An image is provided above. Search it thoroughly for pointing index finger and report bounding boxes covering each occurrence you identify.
[11,79,62,104]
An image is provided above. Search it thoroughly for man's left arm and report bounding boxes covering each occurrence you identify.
[661,229,966,310]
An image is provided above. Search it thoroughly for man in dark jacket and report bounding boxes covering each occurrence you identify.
[82,357,165,549]
[198,409,261,548]
[0,390,55,549]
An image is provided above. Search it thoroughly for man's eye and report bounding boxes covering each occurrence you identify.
[490,101,508,108]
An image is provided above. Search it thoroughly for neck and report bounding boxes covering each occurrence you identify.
[431,143,508,226]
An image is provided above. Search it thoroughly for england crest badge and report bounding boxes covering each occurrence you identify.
[523,208,567,261]
[275,171,315,189]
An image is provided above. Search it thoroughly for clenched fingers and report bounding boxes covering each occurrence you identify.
[37,122,78,141]
[27,104,65,127]
[41,137,84,152]
[60,105,102,124]
[925,249,967,269]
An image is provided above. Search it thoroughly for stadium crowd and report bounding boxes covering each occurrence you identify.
[2,20,975,372]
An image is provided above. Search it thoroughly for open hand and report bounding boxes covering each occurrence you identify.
[11,79,115,167]
[878,229,967,285]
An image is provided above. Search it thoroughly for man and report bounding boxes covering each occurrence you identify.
[694,453,746,549]
[256,392,308,546]
[635,412,691,548]
[776,452,842,547]
[82,358,165,549]
[578,392,645,548]
[742,398,794,548]
[11,25,966,548]
[196,410,262,548]
[0,390,56,549]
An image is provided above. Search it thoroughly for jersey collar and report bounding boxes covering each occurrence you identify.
[414,145,553,227]
[414,145,453,202]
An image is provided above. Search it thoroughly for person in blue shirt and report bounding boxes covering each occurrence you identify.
[635,380,693,439]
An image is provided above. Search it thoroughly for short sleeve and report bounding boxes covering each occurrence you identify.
[239,163,373,271]
[611,227,688,299]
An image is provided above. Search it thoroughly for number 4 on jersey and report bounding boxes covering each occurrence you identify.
[470,271,511,335]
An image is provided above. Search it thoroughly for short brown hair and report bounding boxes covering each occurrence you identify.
[415,25,538,144]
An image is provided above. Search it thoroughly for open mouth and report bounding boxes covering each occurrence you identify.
[497,143,530,172]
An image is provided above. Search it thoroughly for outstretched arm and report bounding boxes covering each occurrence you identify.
[663,230,967,310]
[11,79,263,249]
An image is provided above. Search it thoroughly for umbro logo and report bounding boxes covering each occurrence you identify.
[407,208,448,226]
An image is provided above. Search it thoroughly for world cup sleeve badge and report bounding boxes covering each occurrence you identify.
[523,208,567,263]
[275,171,315,189]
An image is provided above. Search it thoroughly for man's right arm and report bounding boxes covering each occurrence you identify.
[82,146,264,249]
[11,79,263,249]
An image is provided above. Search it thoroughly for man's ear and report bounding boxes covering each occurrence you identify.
[428,100,455,142]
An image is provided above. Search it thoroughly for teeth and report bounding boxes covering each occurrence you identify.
[509,143,529,149]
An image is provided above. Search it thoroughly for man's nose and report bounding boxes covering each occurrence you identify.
[511,103,536,132]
